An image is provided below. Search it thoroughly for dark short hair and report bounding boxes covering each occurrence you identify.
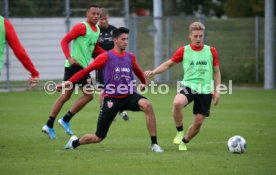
[87,4,99,11]
[112,27,129,38]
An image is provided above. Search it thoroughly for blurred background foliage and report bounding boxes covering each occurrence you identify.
[1,0,273,17]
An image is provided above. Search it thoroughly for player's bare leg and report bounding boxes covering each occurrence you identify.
[69,88,93,114]
[79,134,103,144]
[50,88,74,117]
[138,98,163,152]
[64,134,103,149]
[42,88,74,139]
[184,114,205,142]
[139,98,157,136]
[58,87,93,136]
[172,94,188,126]
[172,94,188,145]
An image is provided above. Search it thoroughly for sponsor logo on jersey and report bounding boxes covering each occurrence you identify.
[114,67,130,73]
[121,67,130,72]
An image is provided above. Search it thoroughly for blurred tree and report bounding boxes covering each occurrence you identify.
[163,0,177,16]
[10,0,38,17]
[176,0,204,16]
[70,0,124,16]
[250,0,264,16]
[223,0,265,17]
[0,0,3,15]
[202,0,226,17]
[174,0,226,17]
[224,0,253,17]
[4,0,124,17]
[129,0,153,16]
[2,0,271,17]
[9,0,64,17]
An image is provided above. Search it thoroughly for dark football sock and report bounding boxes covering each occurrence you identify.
[63,111,74,122]
[46,116,56,128]
[151,136,158,145]
[176,125,183,132]
[72,139,80,148]
[182,137,189,144]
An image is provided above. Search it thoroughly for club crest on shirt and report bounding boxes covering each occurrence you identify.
[107,100,113,108]
[114,74,120,81]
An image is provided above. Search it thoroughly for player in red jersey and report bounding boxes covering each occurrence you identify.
[96,8,130,121]
[41,5,105,140]
[57,27,164,152]
[0,16,39,87]
[145,22,221,151]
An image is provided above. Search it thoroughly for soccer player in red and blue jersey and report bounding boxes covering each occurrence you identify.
[58,27,164,152]
[0,16,39,86]
[145,21,221,151]
[96,8,130,121]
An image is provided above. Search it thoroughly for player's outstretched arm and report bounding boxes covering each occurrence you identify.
[144,60,176,77]
[68,53,108,84]
[5,18,40,84]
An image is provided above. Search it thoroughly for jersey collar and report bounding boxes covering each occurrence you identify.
[190,44,204,51]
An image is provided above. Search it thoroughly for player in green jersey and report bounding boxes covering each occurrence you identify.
[42,5,105,140]
[145,21,221,151]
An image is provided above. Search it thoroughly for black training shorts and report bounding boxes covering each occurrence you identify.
[64,64,91,87]
[178,86,212,117]
[95,93,146,139]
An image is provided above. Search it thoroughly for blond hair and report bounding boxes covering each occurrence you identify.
[99,8,109,17]
[189,22,205,33]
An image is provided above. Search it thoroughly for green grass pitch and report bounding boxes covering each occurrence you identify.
[0,88,275,175]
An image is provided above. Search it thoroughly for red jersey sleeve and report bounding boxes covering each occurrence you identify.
[130,53,146,84]
[211,47,219,66]
[60,23,86,58]
[170,47,184,63]
[93,42,106,56]
[4,19,39,78]
[68,53,108,83]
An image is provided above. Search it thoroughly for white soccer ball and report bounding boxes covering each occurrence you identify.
[227,135,246,153]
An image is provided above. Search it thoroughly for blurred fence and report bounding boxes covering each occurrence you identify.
[0,0,275,90]
[1,16,275,90]
[129,16,276,85]
[0,0,126,89]
[0,17,125,90]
